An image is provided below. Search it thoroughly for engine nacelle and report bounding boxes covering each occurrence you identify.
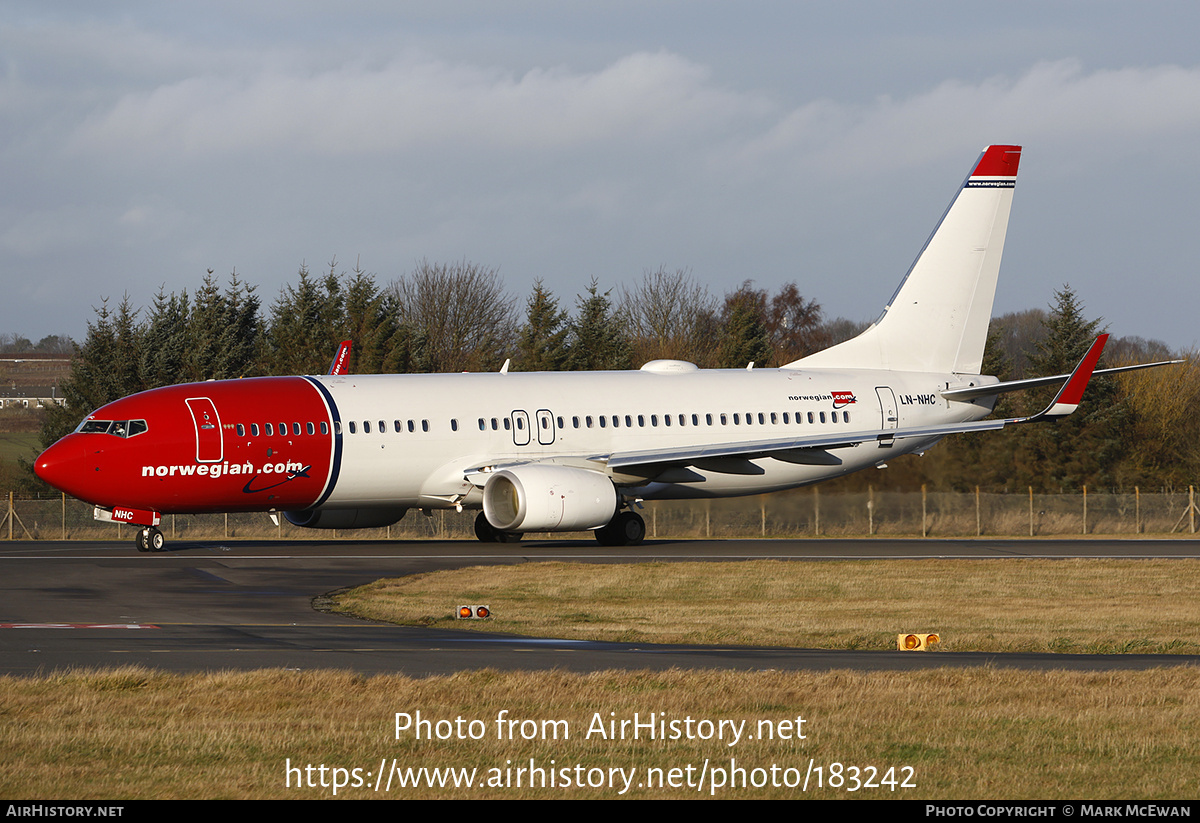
[284,508,408,530]
[483,464,617,532]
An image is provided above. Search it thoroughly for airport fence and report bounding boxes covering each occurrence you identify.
[3,486,1199,541]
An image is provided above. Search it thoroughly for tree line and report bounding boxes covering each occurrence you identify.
[12,258,1196,495]
[34,260,844,447]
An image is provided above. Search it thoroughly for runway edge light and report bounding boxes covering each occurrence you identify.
[458,605,491,619]
[898,633,940,651]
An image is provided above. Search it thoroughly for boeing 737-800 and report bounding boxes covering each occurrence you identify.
[33,145,1158,551]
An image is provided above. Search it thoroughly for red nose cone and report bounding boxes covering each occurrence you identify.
[34,437,94,502]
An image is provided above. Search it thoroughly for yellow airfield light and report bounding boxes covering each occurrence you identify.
[898,633,941,651]
[458,605,492,619]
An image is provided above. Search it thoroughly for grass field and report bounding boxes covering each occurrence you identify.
[0,431,38,464]
[2,666,1197,799]
[331,558,1200,654]
[3,558,1198,799]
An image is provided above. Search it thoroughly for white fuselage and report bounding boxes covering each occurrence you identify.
[319,365,993,509]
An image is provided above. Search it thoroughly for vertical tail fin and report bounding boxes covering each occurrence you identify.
[791,145,1021,374]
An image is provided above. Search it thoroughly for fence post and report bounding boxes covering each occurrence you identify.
[814,487,820,536]
[868,485,874,535]
[921,484,927,537]
[1082,485,1087,535]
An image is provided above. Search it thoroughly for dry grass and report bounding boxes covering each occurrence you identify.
[331,558,1200,653]
[2,666,1198,799]
[6,559,1199,799]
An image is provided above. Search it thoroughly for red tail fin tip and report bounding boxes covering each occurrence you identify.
[972,145,1022,177]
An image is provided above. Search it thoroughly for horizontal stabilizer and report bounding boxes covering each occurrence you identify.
[941,358,1184,401]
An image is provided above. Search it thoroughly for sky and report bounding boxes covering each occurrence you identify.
[2,2,1198,353]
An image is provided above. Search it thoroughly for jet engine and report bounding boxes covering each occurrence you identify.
[284,507,408,530]
[482,464,617,532]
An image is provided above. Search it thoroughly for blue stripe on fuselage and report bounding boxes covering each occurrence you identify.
[302,376,343,508]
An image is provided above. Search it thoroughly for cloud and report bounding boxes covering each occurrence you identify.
[738,60,1200,178]
[67,51,771,160]
[55,44,1200,189]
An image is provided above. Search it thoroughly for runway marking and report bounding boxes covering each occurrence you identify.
[5,551,1200,561]
[1,623,160,629]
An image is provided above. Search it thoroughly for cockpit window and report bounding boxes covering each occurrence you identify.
[75,419,148,438]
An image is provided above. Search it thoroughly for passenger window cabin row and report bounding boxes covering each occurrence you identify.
[234,409,853,439]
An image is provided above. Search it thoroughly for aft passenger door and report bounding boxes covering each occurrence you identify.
[875,387,898,430]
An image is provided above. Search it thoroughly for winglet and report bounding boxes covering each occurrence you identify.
[328,340,352,376]
[1025,334,1109,421]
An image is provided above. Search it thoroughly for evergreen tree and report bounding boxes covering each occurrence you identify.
[140,286,190,389]
[39,296,143,449]
[565,280,632,371]
[266,262,346,375]
[344,265,400,374]
[515,280,570,371]
[213,271,261,379]
[187,272,224,381]
[1015,285,1128,491]
[716,281,772,369]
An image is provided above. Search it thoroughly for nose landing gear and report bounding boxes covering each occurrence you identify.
[136,527,166,552]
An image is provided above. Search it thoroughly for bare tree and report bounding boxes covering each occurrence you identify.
[620,267,718,365]
[391,260,518,373]
[766,282,829,364]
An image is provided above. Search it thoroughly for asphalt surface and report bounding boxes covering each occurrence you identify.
[3,537,1199,677]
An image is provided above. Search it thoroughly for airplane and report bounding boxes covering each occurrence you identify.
[32,145,1171,552]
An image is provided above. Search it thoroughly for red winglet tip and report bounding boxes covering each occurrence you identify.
[1057,334,1109,406]
[972,145,1022,178]
[328,340,352,376]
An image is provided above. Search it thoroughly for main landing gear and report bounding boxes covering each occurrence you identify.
[135,527,165,552]
[474,511,523,543]
[471,509,646,546]
[595,510,646,546]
